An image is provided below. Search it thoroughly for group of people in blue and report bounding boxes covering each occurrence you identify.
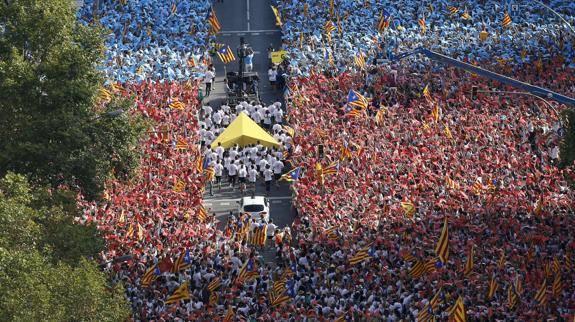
[277,0,575,74]
[78,0,213,83]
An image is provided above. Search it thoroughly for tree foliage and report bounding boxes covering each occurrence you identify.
[560,108,575,170]
[0,172,130,321]
[0,0,145,200]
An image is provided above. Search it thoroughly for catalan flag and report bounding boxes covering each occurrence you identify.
[434,217,449,264]
[534,279,547,305]
[498,251,505,270]
[99,88,112,101]
[409,260,426,278]
[195,155,204,173]
[565,254,572,271]
[515,276,524,296]
[340,144,353,160]
[283,125,295,137]
[377,9,391,32]
[418,17,427,34]
[417,289,443,322]
[137,223,145,240]
[552,273,562,297]
[325,227,339,240]
[533,196,543,216]
[141,265,160,287]
[375,108,385,126]
[249,225,267,246]
[322,161,340,176]
[501,12,512,28]
[217,46,236,64]
[207,7,221,34]
[401,202,415,218]
[208,276,222,292]
[427,106,440,125]
[209,291,218,306]
[324,20,336,42]
[271,5,282,26]
[425,258,438,274]
[170,2,177,15]
[237,258,259,284]
[423,84,432,101]
[464,246,474,276]
[507,285,518,309]
[445,175,460,190]
[111,83,125,94]
[449,296,466,322]
[126,223,134,238]
[205,166,215,182]
[461,9,471,20]
[444,124,454,139]
[280,167,301,182]
[165,281,190,304]
[487,275,498,299]
[472,177,483,195]
[169,99,186,110]
[347,89,369,109]
[223,305,234,322]
[303,3,309,17]
[354,52,367,70]
[172,249,192,272]
[349,244,374,265]
[197,205,208,223]
[175,138,188,150]
[343,105,362,118]
[447,6,459,16]
[402,251,417,263]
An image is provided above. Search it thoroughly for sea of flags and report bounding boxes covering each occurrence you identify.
[217,46,236,64]
[347,89,369,109]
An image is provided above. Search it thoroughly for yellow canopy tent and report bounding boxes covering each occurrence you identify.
[210,113,281,149]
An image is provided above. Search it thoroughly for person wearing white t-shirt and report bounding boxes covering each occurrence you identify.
[227,161,238,188]
[247,165,258,194]
[263,111,272,130]
[238,163,247,193]
[272,123,283,133]
[266,219,277,242]
[251,110,263,124]
[263,165,273,196]
[212,110,222,126]
[258,158,269,174]
[222,113,230,126]
[272,159,284,187]
[214,161,224,190]
[214,142,225,160]
[273,108,283,124]
[204,68,215,96]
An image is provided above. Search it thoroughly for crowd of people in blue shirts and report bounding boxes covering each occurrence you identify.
[78,0,213,83]
[277,0,575,74]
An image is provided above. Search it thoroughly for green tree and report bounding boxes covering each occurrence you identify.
[560,108,575,169]
[0,0,144,200]
[0,172,130,321]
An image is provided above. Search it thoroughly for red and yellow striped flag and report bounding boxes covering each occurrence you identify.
[487,275,498,300]
[501,12,512,28]
[534,279,547,305]
[418,17,427,34]
[434,217,449,264]
[464,245,474,276]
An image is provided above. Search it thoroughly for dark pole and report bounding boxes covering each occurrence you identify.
[236,37,247,97]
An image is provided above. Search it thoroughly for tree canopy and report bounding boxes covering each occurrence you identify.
[0,172,130,321]
[0,0,145,200]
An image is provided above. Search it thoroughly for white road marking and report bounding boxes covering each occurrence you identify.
[219,29,281,34]
[252,32,260,36]
[246,0,250,31]
[271,200,285,204]
[219,202,230,206]
[203,196,291,203]
[237,33,246,36]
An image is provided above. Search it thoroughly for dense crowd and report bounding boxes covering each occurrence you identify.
[277,0,575,74]
[78,0,213,82]
[72,0,575,321]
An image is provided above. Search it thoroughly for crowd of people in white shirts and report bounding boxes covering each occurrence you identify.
[198,101,291,195]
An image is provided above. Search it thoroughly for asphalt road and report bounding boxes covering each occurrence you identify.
[202,0,295,250]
